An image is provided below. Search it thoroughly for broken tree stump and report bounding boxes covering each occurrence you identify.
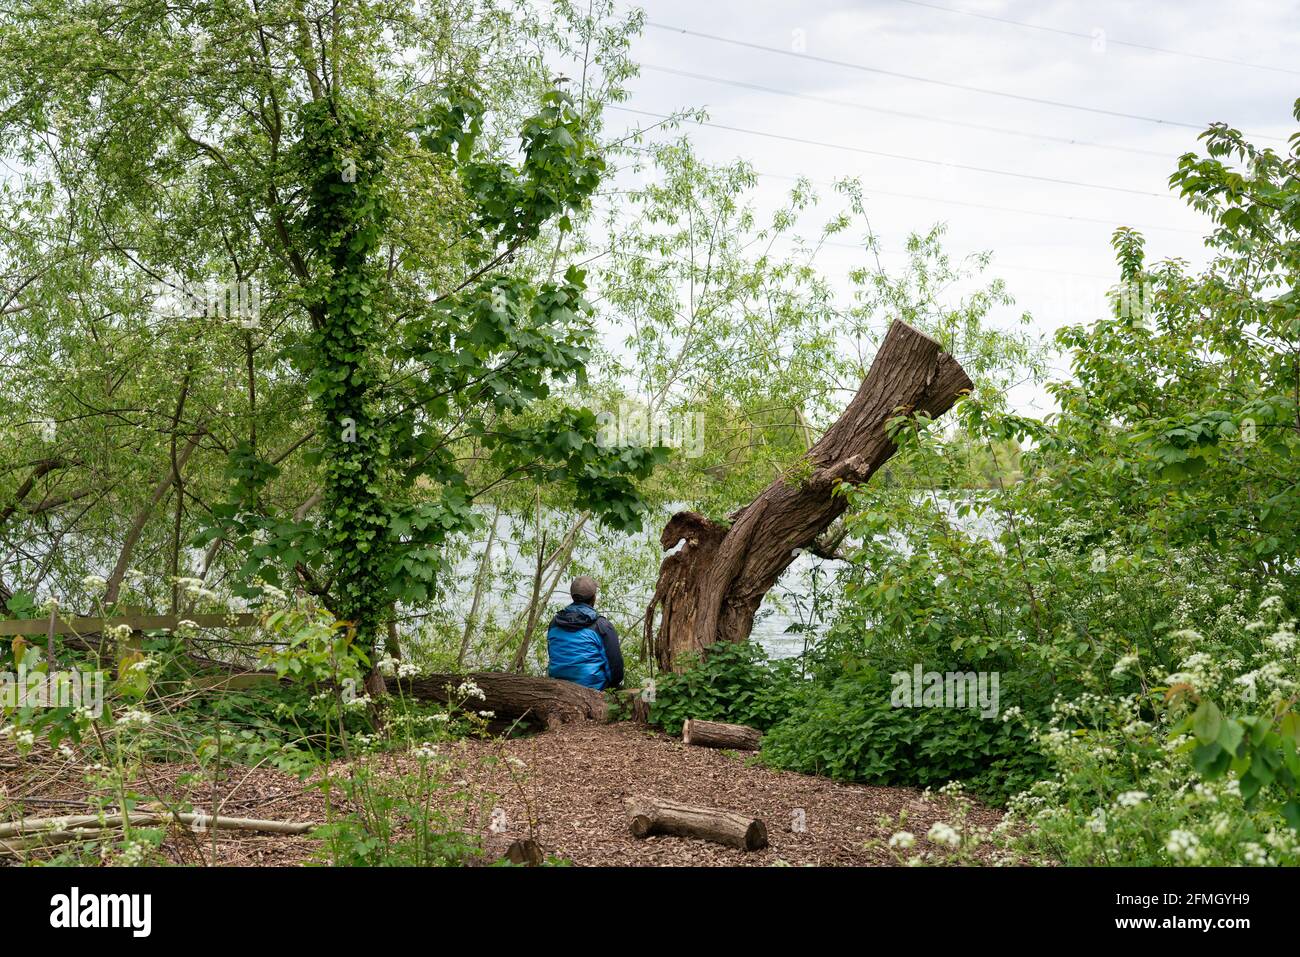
[626,797,768,851]
[389,672,607,730]
[503,837,544,866]
[618,688,652,724]
[682,718,762,751]
[645,319,972,671]
[475,834,545,866]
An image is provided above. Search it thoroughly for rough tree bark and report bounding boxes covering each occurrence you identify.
[644,320,972,672]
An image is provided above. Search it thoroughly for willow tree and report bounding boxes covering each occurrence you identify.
[0,0,657,682]
[645,319,972,670]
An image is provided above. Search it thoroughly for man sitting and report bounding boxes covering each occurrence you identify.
[546,576,624,691]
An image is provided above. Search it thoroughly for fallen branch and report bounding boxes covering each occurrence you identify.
[0,826,122,857]
[0,811,316,842]
[626,797,768,851]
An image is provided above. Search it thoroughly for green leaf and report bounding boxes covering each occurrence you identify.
[1216,717,1245,756]
[1192,741,1226,777]
[1282,800,1300,832]
[1192,700,1222,744]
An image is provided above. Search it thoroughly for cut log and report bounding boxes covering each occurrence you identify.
[390,672,607,730]
[682,718,761,751]
[645,320,972,671]
[626,797,768,851]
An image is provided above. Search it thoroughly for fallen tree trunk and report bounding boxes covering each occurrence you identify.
[645,320,972,671]
[389,672,607,730]
[626,797,768,851]
[682,718,761,751]
[22,621,608,731]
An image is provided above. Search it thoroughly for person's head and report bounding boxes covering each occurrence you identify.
[570,575,598,606]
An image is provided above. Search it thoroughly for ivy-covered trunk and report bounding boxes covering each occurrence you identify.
[300,98,392,662]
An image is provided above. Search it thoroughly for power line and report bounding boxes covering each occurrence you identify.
[607,138,1201,234]
[599,161,1200,236]
[640,63,1172,159]
[821,240,1116,281]
[889,0,1300,77]
[609,106,1179,199]
[749,171,1201,236]
[582,240,1118,284]
[643,21,1287,142]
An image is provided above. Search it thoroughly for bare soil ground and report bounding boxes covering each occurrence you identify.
[1,722,1016,866]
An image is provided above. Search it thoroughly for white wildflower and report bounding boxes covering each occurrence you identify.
[926,822,961,847]
[117,708,152,729]
[1242,842,1270,866]
[1258,594,1285,615]
[116,839,150,867]
[1264,622,1297,655]
[456,680,486,701]
[1111,654,1138,678]
[1165,829,1201,862]
[888,830,916,849]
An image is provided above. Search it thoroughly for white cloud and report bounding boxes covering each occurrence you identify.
[606,0,1297,412]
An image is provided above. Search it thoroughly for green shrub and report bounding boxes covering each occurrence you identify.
[648,644,1042,805]
[760,669,1044,806]
[647,642,805,736]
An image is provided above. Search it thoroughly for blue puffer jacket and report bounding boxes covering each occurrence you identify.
[546,603,623,691]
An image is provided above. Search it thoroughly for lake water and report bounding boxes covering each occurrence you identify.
[449,499,1002,663]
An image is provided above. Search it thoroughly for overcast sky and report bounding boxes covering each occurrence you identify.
[601,0,1299,414]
